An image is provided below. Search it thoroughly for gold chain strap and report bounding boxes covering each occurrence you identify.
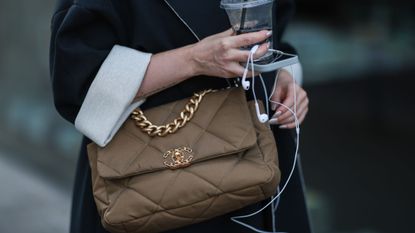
[131,89,215,137]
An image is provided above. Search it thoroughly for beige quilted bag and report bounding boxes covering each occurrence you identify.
[87,87,280,233]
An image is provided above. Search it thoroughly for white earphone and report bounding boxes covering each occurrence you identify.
[241,45,259,90]
[241,75,250,90]
[243,45,269,123]
[232,65,301,233]
[255,102,269,123]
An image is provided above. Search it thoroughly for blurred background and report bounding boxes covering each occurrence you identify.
[0,0,414,233]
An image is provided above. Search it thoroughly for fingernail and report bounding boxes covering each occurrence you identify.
[271,103,277,111]
[266,42,270,48]
[269,119,278,125]
[266,31,273,36]
[273,111,282,117]
[279,125,287,129]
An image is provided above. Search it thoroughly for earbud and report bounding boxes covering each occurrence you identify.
[255,102,269,123]
[241,45,260,91]
[232,49,302,233]
[250,45,259,54]
[241,76,250,90]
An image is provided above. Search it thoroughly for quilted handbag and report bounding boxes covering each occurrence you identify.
[87,87,280,233]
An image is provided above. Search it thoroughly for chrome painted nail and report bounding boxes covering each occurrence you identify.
[271,103,277,111]
[279,125,288,129]
[269,119,279,125]
[273,111,282,117]
[266,31,273,36]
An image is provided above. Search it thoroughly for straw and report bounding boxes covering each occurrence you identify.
[240,0,248,32]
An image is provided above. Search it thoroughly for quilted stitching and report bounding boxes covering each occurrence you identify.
[96,88,257,179]
[103,185,269,233]
[102,132,275,221]
[87,88,280,233]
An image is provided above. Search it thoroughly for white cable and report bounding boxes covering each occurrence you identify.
[250,49,269,123]
[271,197,277,233]
[232,52,300,233]
[273,190,282,214]
[242,53,252,89]
[231,126,299,233]
[271,187,282,232]
[259,74,270,116]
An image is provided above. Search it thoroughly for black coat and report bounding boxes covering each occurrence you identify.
[50,0,312,232]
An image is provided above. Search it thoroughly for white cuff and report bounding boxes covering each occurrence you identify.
[75,45,152,147]
[282,62,303,85]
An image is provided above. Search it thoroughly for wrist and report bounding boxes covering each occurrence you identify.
[277,69,293,83]
[183,44,202,77]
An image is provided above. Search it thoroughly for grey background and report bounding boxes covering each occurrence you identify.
[0,0,414,233]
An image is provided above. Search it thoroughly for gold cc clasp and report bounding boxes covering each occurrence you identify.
[163,146,194,169]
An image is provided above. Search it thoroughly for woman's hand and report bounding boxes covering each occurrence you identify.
[269,69,309,129]
[188,28,272,78]
[136,28,271,99]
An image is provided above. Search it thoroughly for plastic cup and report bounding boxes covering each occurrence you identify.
[220,0,275,62]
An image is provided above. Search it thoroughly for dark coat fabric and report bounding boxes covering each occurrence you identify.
[50,0,312,232]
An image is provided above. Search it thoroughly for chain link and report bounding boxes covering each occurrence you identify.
[131,89,215,137]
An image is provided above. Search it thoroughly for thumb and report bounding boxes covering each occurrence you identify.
[276,84,294,113]
[270,88,282,111]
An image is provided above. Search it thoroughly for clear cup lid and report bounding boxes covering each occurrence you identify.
[220,0,274,10]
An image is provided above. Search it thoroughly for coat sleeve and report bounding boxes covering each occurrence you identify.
[274,0,296,50]
[274,0,303,84]
[50,0,151,146]
[50,1,123,123]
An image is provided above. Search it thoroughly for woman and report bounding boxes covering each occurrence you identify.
[50,0,311,232]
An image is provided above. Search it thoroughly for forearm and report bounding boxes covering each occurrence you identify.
[135,45,196,99]
[135,29,272,100]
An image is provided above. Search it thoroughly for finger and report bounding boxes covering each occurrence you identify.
[225,63,259,78]
[276,111,294,125]
[206,28,234,40]
[275,87,294,114]
[295,95,308,116]
[226,62,246,78]
[270,87,282,103]
[285,89,308,122]
[246,71,261,78]
[275,103,293,122]
[270,100,281,113]
[269,118,279,125]
[275,84,304,113]
[279,112,305,129]
[227,41,270,62]
[252,42,270,60]
[278,96,308,124]
[269,109,283,125]
[297,88,308,106]
[278,101,307,125]
[270,86,283,111]
[297,106,308,124]
[270,108,283,120]
[279,122,295,129]
[280,107,308,129]
[226,49,251,62]
[228,30,272,48]
[275,83,296,112]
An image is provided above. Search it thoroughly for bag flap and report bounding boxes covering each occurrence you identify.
[94,87,257,179]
